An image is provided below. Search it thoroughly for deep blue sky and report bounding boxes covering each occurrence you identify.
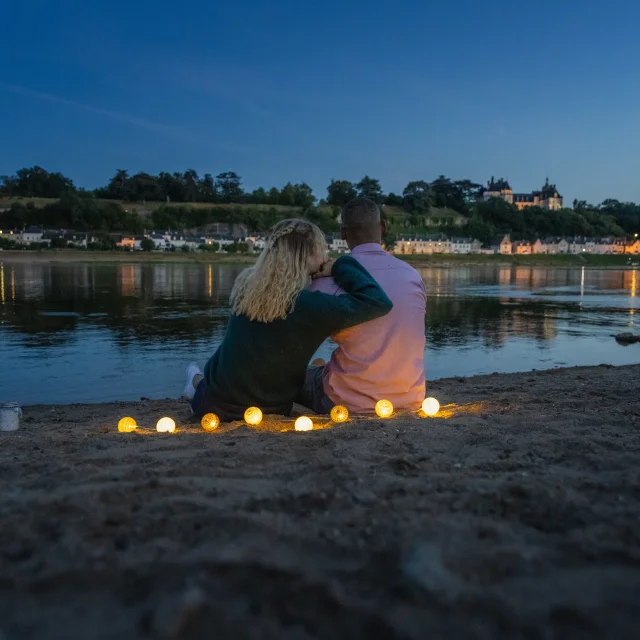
[1,0,639,204]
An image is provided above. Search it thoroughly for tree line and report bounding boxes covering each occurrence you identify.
[0,196,341,238]
[1,166,638,243]
[466,198,630,244]
[0,166,482,212]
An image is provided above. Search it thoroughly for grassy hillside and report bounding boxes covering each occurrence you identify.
[0,197,462,224]
[0,196,305,218]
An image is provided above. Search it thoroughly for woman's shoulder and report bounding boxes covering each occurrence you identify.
[290,288,332,315]
[294,288,317,307]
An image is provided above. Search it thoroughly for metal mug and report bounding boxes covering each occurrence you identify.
[0,403,22,431]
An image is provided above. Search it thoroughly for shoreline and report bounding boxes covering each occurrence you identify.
[0,250,256,265]
[15,362,640,409]
[16,362,640,411]
[1,249,637,268]
[2,364,639,637]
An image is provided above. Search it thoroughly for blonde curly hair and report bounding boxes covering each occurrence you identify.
[231,219,327,323]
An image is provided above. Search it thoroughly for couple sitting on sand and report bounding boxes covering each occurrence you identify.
[183,197,427,421]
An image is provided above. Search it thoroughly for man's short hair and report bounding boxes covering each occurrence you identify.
[341,198,380,232]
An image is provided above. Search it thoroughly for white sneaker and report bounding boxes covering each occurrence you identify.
[183,361,203,401]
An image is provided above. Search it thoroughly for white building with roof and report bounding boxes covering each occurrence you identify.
[542,237,569,254]
[15,226,43,246]
[393,234,451,255]
[569,238,587,254]
[244,236,267,252]
[326,236,348,254]
[612,238,627,254]
[449,237,482,254]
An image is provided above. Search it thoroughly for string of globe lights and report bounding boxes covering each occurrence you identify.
[117,397,440,434]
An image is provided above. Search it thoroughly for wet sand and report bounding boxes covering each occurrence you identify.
[1,364,640,639]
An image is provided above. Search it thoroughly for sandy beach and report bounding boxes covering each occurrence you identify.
[1,364,640,639]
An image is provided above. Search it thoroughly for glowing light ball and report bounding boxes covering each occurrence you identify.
[330,405,349,423]
[375,399,394,418]
[156,417,176,433]
[422,397,440,416]
[117,417,137,433]
[201,413,220,432]
[244,407,263,426]
[295,416,313,431]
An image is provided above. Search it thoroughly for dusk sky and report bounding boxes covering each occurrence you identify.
[1,0,639,204]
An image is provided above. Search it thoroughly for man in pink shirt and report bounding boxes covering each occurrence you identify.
[299,197,427,414]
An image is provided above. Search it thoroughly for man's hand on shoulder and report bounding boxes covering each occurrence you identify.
[311,259,336,280]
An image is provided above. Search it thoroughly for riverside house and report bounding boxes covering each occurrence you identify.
[116,235,137,250]
[596,238,615,254]
[326,236,349,254]
[394,234,452,255]
[512,240,532,255]
[569,238,587,254]
[542,237,570,254]
[450,238,482,254]
[613,238,627,254]
[491,234,512,255]
[15,226,43,246]
[625,238,640,255]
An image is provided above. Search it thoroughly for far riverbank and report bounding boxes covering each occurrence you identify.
[1,249,637,269]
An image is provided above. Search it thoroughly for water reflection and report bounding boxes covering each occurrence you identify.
[1,262,241,348]
[1,260,638,404]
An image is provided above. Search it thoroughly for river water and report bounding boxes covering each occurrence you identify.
[0,260,638,405]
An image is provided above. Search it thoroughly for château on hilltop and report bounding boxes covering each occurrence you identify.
[482,177,563,210]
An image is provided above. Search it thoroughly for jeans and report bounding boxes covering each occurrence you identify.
[193,370,334,420]
[191,378,225,418]
[295,366,334,415]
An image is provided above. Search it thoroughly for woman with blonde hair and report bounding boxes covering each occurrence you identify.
[184,218,392,421]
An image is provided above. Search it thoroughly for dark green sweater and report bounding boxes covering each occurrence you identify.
[202,256,392,420]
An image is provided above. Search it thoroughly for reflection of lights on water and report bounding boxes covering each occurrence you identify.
[294,416,313,431]
[201,413,220,431]
[208,264,212,298]
[11,268,15,302]
[118,417,137,432]
[580,266,585,297]
[120,265,136,297]
[421,397,440,416]
[0,264,4,306]
[375,399,393,418]
[330,405,349,423]
[244,407,262,426]
[630,270,637,326]
[156,417,176,433]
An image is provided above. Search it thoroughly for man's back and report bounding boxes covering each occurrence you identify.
[310,243,426,412]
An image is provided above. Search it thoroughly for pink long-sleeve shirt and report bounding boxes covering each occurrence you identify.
[309,243,427,413]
